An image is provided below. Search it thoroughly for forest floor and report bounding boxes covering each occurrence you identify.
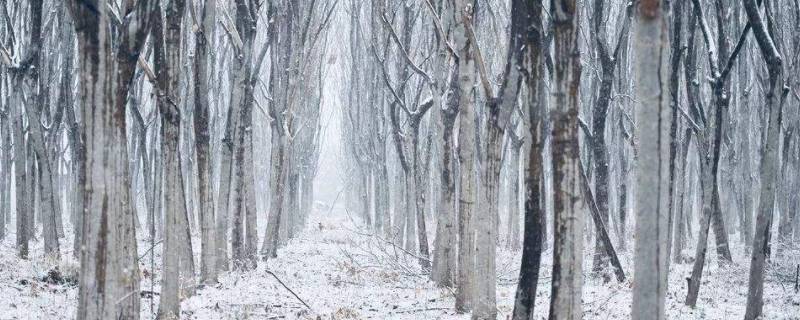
[1,204,799,319]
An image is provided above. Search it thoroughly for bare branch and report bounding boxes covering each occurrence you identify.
[463,15,494,99]
[380,13,434,85]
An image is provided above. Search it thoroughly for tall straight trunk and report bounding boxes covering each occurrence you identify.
[777,135,796,253]
[453,0,476,311]
[431,96,458,286]
[228,0,258,267]
[631,0,669,318]
[378,160,392,238]
[403,172,416,251]
[361,168,371,226]
[69,0,154,317]
[548,0,584,318]
[238,69,258,269]
[12,99,28,259]
[475,105,501,319]
[30,140,59,256]
[264,1,290,260]
[0,114,10,240]
[154,142,166,239]
[231,137,245,267]
[738,38,754,246]
[743,0,785,317]
[216,99,236,271]
[411,127,431,269]
[27,41,60,255]
[263,128,286,258]
[673,129,693,261]
[666,0,684,264]
[195,0,217,285]
[33,159,40,227]
[155,0,192,315]
[393,167,406,242]
[511,2,545,316]
[506,142,522,251]
[286,171,299,240]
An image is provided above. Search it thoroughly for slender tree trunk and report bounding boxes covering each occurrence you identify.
[12,96,28,259]
[548,0,584,318]
[453,0,476,311]
[431,99,458,286]
[506,142,522,251]
[631,0,669,318]
[0,114,9,241]
[743,0,785,317]
[510,1,545,313]
[411,128,431,269]
[216,104,235,271]
[155,0,193,315]
[195,0,218,285]
[263,128,286,258]
[673,129,693,261]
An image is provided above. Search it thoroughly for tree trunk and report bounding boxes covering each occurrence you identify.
[548,0,585,318]
[631,1,669,318]
[155,0,193,315]
[431,95,458,286]
[510,2,546,315]
[453,0,476,312]
[411,127,431,269]
[69,0,154,317]
[195,0,218,285]
[743,0,785,317]
[506,141,522,251]
[12,96,28,259]
[0,113,10,241]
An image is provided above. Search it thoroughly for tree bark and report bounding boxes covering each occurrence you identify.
[68,0,155,317]
[195,0,218,285]
[631,0,670,318]
[548,0,585,318]
[743,0,785,317]
[511,2,545,318]
[452,0,476,312]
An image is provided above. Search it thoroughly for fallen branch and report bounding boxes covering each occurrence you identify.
[349,228,432,264]
[578,163,626,283]
[264,269,313,312]
[391,306,450,314]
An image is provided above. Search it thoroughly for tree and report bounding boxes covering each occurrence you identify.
[194,0,218,286]
[631,0,670,318]
[511,0,547,318]
[548,0,585,317]
[67,0,156,318]
[154,0,194,316]
[450,0,476,312]
[743,0,786,317]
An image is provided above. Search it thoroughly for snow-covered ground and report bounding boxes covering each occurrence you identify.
[1,205,799,319]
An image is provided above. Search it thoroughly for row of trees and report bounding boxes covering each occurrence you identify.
[340,0,798,319]
[0,0,334,318]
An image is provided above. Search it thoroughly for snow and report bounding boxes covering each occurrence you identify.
[1,207,799,319]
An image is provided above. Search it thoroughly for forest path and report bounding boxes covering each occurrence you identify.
[181,204,469,319]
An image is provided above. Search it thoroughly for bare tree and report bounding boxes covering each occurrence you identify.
[743,0,787,317]
[631,1,670,318]
[548,0,585,317]
[67,0,156,318]
[194,0,218,285]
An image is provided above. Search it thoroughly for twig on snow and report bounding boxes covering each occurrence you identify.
[264,269,313,312]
